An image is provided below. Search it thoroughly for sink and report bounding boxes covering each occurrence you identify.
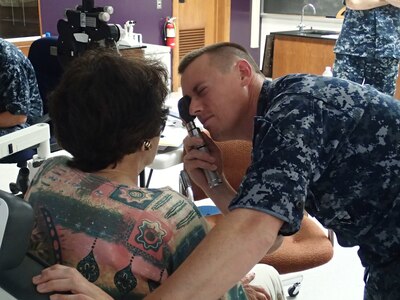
[299,29,340,36]
[273,29,341,40]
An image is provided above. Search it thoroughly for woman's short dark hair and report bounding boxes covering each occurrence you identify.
[49,48,169,172]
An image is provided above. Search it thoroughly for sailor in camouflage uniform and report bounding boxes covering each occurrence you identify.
[333,0,400,97]
[160,42,400,300]
[0,38,42,136]
[234,75,400,300]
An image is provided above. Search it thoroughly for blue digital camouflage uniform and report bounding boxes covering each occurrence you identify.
[229,75,400,300]
[333,2,400,97]
[0,38,42,136]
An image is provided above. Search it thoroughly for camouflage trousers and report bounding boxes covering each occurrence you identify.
[333,54,399,97]
[363,258,400,300]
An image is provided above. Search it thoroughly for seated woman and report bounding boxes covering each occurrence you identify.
[27,49,285,300]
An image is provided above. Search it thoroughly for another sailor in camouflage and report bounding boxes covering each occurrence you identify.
[0,38,42,136]
[333,2,400,96]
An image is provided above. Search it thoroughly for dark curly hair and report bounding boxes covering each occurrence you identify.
[48,48,169,172]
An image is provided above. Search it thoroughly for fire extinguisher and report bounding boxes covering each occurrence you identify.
[163,17,176,48]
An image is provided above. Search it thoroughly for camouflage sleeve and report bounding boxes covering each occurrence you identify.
[2,56,32,115]
[230,75,366,235]
[229,86,364,236]
[0,41,42,122]
[229,95,319,235]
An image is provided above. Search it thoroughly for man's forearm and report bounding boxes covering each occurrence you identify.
[346,0,388,9]
[144,209,283,300]
[206,178,237,214]
[268,235,283,254]
[386,0,400,7]
[0,111,27,127]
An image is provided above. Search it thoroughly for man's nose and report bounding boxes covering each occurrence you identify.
[189,96,202,116]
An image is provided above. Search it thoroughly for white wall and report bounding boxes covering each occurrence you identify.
[259,13,343,66]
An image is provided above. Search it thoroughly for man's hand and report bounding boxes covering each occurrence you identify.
[183,132,222,193]
[32,264,113,300]
[241,272,272,300]
[346,0,388,10]
[0,111,27,128]
[183,132,238,213]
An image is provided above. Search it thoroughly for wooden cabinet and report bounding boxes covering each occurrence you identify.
[272,34,336,78]
[10,39,33,56]
[271,34,400,100]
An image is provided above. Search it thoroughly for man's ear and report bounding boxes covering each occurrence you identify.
[236,60,253,86]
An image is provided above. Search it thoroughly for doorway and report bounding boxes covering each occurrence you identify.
[171,0,231,91]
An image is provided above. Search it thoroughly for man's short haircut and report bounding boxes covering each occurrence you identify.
[178,42,263,75]
[49,48,169,172]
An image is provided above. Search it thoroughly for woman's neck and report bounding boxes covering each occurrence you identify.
[94,167,139,187]
[93,154,145,187]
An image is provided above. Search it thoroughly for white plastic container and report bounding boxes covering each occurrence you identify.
[322,66,333,77]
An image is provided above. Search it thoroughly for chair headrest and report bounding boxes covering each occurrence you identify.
[28,37,62,76]
[0,190,34,270]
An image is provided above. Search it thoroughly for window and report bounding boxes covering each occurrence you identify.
[0,0,41,38]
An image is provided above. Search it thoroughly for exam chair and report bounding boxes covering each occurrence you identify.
[180,139,334,297]
[0,149,35,195]
[0,124,51,198]
[0,189,50,299]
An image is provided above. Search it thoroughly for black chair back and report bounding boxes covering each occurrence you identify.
[28,37,63,115]
[28,37,63,153]
[0,190,50,299]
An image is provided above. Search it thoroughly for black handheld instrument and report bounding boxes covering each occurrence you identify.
[178,96,222,188]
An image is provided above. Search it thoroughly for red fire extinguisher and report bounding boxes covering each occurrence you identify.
[163,17,176,48]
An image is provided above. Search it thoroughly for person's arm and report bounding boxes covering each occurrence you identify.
[144,208,284,300]
[386,0,400,7]
[0,51,36,128]
[346,0,389,10]
[0,110,27,128]
[182,133,284,252]
[32,264,113,300]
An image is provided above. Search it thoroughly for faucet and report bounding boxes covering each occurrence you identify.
[298,3,316,32]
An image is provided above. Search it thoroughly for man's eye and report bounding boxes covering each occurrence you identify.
[198,87,206,95]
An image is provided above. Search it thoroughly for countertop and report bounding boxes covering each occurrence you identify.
[142,43,171,54]
[5,36,41,43]
[118,43,171,54]
[273,29,340,40]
